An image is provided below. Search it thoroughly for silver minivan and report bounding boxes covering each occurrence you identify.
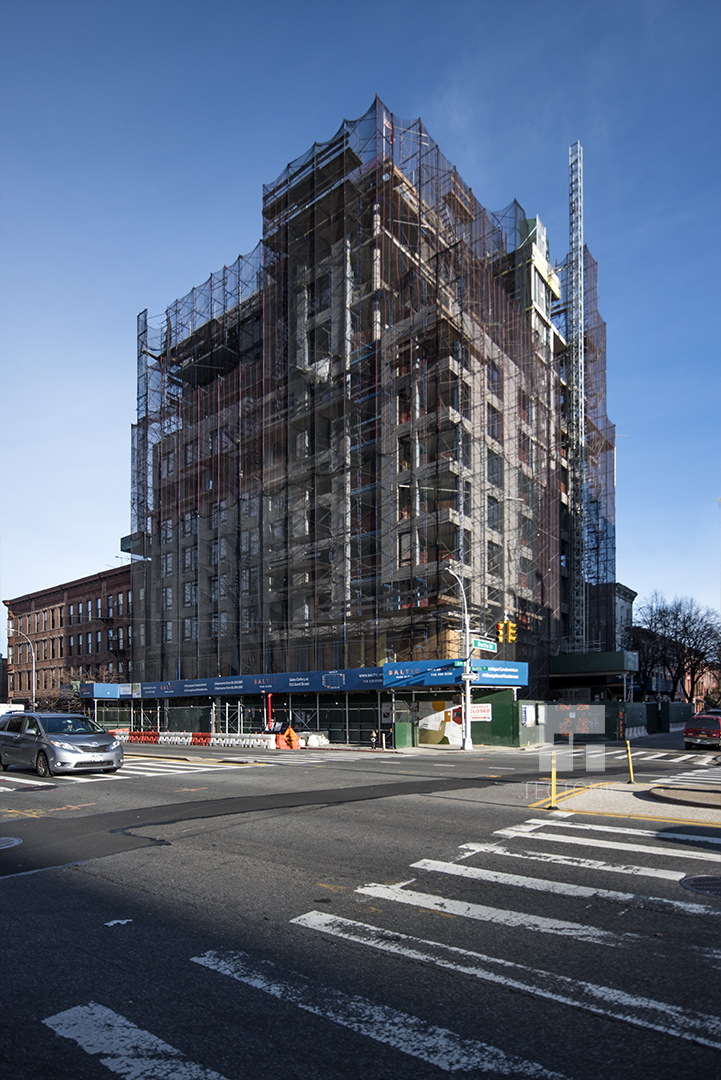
[0,712,124,777]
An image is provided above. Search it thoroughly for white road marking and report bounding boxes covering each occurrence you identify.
[410,858,715,915]
[292,911,721,1050]
[191,949,569,1076]
[658,767,721,786]
[506,818,721,846]
[458,842,686,881]
[355,883,630,945]
[494,830,721,863]
[43,1002,229,1079]
[0,774,53,786]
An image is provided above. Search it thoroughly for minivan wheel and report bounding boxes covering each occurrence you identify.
[36,752,52,777]
[0,754,7,771]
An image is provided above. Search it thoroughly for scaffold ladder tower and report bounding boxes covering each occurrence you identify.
[568,142,586,650]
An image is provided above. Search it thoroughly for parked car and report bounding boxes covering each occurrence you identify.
[683,711,721,751]
[0,712,123,777]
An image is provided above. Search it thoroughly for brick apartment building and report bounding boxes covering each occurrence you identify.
[4,565,131,706]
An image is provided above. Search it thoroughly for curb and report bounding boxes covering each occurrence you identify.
[648,786,721,810]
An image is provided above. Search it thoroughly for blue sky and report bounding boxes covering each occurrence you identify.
[1,0,719,650]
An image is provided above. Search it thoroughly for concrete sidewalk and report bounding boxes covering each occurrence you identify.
[535,780,721,825]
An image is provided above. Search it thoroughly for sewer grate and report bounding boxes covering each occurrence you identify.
[680,876,721,899]
[0,837,22,850]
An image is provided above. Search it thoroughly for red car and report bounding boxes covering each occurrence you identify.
[684,711,721,750]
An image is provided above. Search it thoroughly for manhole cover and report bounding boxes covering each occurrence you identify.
[0,837,22,851]
[680,876,721,899]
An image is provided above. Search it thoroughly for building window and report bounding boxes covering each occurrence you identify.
[163,621,172,643]
[118,593,124,618]
[184,582,198,607]
[487,541,503,577]
[97,598,102,618]
[68,636,74,656]
[487,359,503,399]
[96,631,102,652]
[69,604,74,626]
[163,587,173,610]
[398,532,412,567]
[43,610,48,630]
[183,617,198,641]
[162,553,173,576]
[184,547,198,571]
[487,402,503,445]
[487,448,504,489]
[210,577,218,602]
[87,633,92,653]
[161,519,173,543]
[487,496,501,532]
[398,436,413,472]
[8,646,13,664]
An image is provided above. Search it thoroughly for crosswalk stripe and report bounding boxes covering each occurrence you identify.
[0,775,52,786]
[495,829,721,863]
[410,858,714,915]
[355,883,630,945]
[292,911,721,1050]
[515,818,721,845]
[43,1003,228,1079]
[191,949,569,1077]
[457,842,686,881]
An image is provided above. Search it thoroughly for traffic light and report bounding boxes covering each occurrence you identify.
[507,621,518,643]
[496,622,505,643]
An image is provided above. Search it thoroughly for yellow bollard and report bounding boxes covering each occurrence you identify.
[548,750,558,810]
[625,739,635,785]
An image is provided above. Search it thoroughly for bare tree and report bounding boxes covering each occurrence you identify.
[636,594,721,703]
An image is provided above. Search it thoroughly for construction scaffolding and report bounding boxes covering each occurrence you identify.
[128,99,613,696]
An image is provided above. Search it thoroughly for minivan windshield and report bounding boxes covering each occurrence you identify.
[42,716,105,735]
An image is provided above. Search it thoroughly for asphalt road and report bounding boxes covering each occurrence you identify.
[1,738,720,1079]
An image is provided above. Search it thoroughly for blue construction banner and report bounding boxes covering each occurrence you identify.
[383,659,529,688]
[84,661,526,699]
[84,667,386,699]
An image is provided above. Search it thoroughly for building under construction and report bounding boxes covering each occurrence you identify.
[124,99,616,699]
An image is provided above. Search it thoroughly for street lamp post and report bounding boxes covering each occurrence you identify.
[448,568,474,752]
[15,629,36,710]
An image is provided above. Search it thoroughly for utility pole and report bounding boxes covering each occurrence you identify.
[449,567,474,752]
[16,629,36,710]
